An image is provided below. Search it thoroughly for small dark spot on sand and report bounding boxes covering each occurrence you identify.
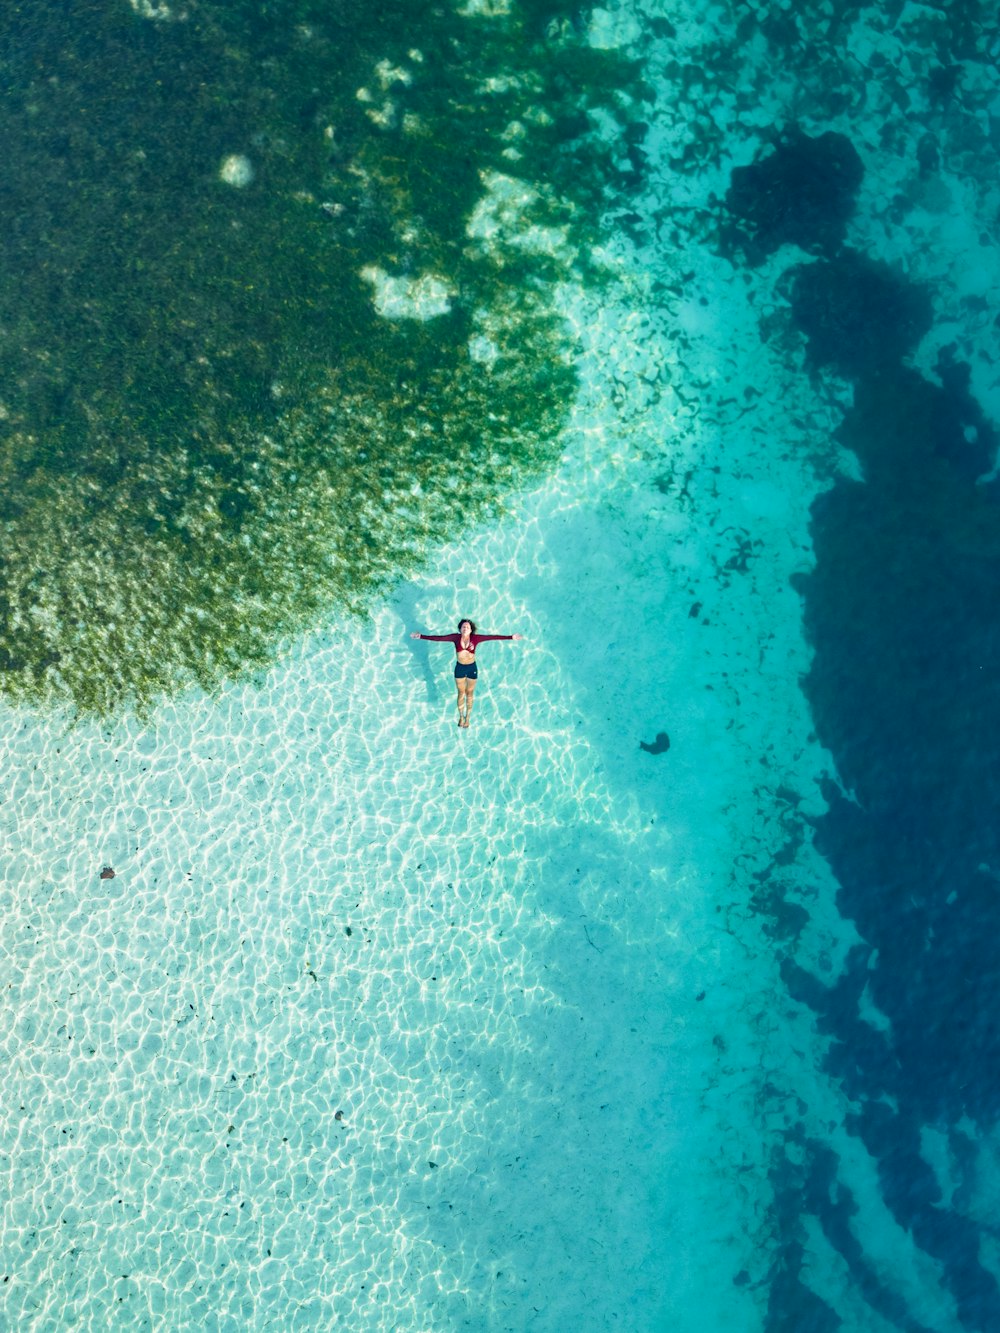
[639,732,670,755]
[695,991,705,1001]
[345,926,352,936]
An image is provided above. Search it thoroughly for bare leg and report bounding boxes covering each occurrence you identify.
[462,683,475,727]
[456,678,467,725]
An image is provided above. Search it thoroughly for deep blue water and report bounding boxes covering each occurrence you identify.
[719,16,1000,1324]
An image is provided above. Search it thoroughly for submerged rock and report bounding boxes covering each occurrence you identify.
[723,128,864,264]
[219,153,254,187]
[787,250,932,379]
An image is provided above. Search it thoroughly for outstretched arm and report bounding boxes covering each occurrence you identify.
[410,632,459,642]
[474,633,524,642]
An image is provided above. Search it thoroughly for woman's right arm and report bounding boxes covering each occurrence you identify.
[411,632,457,642]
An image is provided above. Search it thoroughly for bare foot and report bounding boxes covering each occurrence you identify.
[460,719,470,728]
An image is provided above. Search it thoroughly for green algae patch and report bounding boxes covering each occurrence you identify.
[0,0,636,716]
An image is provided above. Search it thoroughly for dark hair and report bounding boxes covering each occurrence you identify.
[457,618,477,634]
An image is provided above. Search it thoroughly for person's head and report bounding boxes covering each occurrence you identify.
[458,618,476,635]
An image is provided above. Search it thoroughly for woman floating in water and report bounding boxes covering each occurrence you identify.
[411,619,522,727]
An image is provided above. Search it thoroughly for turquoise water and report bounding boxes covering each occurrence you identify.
[4,0,1000,1329]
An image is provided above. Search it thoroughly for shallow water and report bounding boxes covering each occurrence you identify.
[3,0,1000,1330]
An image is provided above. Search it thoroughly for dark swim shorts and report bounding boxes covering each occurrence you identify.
[454,661,478,679]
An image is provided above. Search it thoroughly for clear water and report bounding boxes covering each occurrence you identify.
[2,0,999,1329]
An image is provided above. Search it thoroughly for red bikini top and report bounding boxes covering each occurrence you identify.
[418,632,515,656]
